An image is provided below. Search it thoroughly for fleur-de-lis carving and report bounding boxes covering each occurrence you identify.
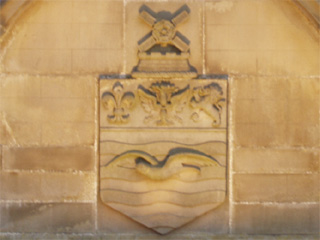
[101,82,135,124]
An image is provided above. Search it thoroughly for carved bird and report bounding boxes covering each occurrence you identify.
[138,81,189,125]
[104,148,221,181]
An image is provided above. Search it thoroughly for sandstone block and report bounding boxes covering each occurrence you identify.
[288,77,319,101]
[3,49,72,74]
[206,25,229,51]
[206,51,257,75]
[0,145,2,169]
[72,0,123,24]
[0,172,95,201]
[41,76,96,98]
[0,75,41,97]
[26,1,73,24]
[233,174,319,202]
[234,99,287,124]
[206,0,257,25]
[233,148,319,174]
[0,98,43,123]
[72,49,123,74]
[16,23,73,49]
[234,122,319,148]
[71,23,122,50]
[233,203,320,234]
[257,25,318,51]
[3,146,95,171]
[228,25,257,51]
[234,122,285,147]
[233,77,289,100]
[0,202,94,233]
[1,121,42,146]
[41,98,94,123]
[257,50,319,76]
[41,122,95,146]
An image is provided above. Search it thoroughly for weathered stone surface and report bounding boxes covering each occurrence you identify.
[233,203,320,234]
[0,203,95,233]
[233,174,319,202]
[233,77,319,147]
[41,98,94,122]
[0,75,41,97]
[173,202,229,234]
[2,49,73,74]
[72,49,123,74]
[234,122,319,148]
[0,172,95,201]
[205,0,319,76]
[41,122,95,146]
[0,75,96,146]
[3,146,95,171]
[0,121,42,146]
[1,0,123,74]
[206,0,257,25]
[233,148,319,174]
[41,76,95,98]
[72,1,123,24]
[0,145,2,169]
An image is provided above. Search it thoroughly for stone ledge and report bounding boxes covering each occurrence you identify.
[0,233,319,240]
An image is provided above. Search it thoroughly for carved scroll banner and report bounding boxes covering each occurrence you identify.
[99,78,228,234]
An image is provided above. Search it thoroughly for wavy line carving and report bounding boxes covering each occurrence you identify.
[100,147,226,234]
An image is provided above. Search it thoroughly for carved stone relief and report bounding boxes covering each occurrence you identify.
[100,79,227,128]
[100,78,227,234]
[99,4,228,235]
[131,5,197,79]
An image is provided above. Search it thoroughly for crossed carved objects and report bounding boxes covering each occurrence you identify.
[138,5,190,52]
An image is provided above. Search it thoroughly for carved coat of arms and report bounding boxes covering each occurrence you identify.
[99,5,228,235]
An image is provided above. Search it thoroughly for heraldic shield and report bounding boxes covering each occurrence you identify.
[99,4,228,235]
[99,78,228,235]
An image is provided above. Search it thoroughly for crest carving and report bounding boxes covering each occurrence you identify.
[99,4,228,235]
[132,5,197,78]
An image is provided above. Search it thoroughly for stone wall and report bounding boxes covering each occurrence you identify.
[0,0,319,237]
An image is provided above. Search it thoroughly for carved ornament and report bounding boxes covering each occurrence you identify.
[132,5,197,79]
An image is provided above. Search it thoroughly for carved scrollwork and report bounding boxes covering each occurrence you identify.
[101,82,135,124]
[190,83,226,127]
[138,81,189,126]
